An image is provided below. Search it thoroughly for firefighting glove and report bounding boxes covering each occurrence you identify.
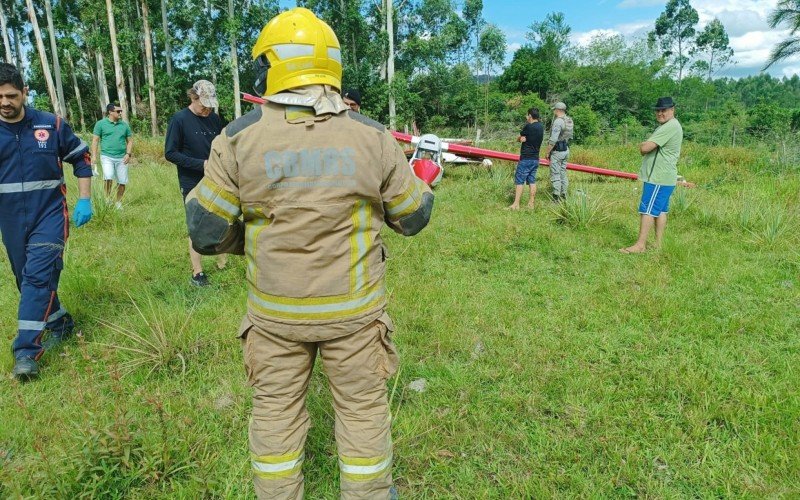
[73,198,93,227]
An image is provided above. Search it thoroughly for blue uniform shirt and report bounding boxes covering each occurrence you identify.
[0,107,91,225]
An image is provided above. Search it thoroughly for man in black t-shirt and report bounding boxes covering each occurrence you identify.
[507,107,544,210]
[165,80,226,286]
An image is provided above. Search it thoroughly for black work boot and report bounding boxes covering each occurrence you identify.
[43,313,75,350]
[12,357,39,381]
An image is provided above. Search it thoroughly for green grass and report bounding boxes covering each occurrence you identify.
[1,139,798,497]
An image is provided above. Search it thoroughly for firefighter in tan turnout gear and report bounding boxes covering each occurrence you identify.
[185,8,433,499]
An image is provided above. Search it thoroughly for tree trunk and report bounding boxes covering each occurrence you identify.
[88,54,103,116]
[25,0,60,114]
[161,0,172,77]
[228,0,241,118]
[96,50,110,110]
[141,0,158,135]
[12,15,24,71]
[484,60,489,128]
[66,51,85,131]
[0,0,12,63]
[44,0,66,116]
[128,66,137,118]
[105,0,129,121]
[386,0,396,130]
[206,0,217,87]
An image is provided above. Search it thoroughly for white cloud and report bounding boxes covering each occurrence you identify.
[505,0,798,77]
[572,29,623,47]
[506,42,521,54]
[782,66,800,77]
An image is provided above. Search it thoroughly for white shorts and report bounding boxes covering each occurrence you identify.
[101,155,129,184]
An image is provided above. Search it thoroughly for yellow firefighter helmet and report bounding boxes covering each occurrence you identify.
[251,8,342,96]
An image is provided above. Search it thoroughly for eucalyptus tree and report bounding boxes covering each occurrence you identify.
[1,0,12,63]
[387,0,396,128]
[648,0,699,84]
[692,18,733,80]
[6,0,26,71]
[227,0,241,118]
[764,0,800,70]
[43,0,66,115]
[25,0,60,113]
[141,0,158,133]
[105,0,130,120]
[161,0,172,76]
[65,49,86,130]
[477,23,504,125]
[72,0,113,113]
[526,11,571,66]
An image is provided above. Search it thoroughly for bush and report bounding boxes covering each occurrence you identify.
[568,104,600,143]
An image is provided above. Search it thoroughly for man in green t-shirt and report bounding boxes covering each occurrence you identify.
[620,96,683,254]
[92,103,133,209]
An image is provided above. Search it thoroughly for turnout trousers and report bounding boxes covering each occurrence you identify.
[1,197,73,361]
[242,312,399,499]
[549,150,569,197]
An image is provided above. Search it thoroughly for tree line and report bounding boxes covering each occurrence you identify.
[2,0,800,146]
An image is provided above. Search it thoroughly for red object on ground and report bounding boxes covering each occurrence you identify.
[411,158,443,186]
[391,131,638,180]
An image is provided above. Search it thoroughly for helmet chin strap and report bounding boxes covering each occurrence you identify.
[253,55,270,96]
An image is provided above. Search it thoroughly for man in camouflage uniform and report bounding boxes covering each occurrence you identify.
[544,101,573,202]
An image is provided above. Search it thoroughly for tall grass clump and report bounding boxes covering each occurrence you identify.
[738,200,761,233]
[748,206,791,248]
[670,186,695,213]
[89,181,120,222]
[551,187,609,229]
[96,293,196,377]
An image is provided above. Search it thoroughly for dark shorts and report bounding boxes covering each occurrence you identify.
[639,182,675,217]
[514,158,539,185]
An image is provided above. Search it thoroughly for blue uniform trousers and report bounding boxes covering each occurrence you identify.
[1,198,73,361]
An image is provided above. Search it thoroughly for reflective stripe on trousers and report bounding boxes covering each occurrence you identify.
[245,315,396,499]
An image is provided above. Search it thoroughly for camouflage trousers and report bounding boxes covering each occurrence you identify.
[550,150,569,197]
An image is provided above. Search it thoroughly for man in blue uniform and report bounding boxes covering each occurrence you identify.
[0,63,93,380]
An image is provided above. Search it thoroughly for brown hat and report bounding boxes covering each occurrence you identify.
[192,80,218,108]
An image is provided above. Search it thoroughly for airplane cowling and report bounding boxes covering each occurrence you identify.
[411,158,443,187]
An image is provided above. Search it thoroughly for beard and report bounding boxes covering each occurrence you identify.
[0,103,23,121]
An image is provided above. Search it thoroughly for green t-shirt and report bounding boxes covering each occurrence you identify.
[639,118,683,186]
[92,118,132,159]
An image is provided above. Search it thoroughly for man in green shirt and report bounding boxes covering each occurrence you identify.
[620,96,683,254]
[92,103,133,209]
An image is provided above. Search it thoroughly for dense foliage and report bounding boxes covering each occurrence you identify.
[3,0,799,146]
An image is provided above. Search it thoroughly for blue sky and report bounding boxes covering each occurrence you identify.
[278,0,797,78]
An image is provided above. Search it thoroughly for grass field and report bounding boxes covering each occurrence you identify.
[1,137,798,498]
